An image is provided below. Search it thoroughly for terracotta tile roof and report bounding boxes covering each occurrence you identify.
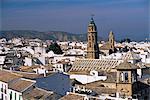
[13,71,41,79]
[60,93,85,100]
[9,78,35,92]
[20,66,38,72]
[122,51,140,60]
[84,80,104,87]
[23,87,55,99]
[87,86,116,95]
[69,59,121,72]
[68,71,90,75]
[77,83,116,95]
[13,71,54,79]
[20,65,53,72]
[115,61,139,70]
[57,60,69,64]
[0,70,22,83]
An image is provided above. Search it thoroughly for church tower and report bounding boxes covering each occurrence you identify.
[109,31,115,51]
[116,61,138,98]
[87,17,99,59]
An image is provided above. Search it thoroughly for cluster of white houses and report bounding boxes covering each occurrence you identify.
[0,18,150,100]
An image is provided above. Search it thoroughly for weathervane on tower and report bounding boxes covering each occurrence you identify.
[91,14,95,21]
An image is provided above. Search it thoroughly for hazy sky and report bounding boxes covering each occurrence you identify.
[1,0,149,41]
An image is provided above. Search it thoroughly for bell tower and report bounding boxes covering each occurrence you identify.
[116,61,138,98]
[87,17,99,59]
[109,31,115,51]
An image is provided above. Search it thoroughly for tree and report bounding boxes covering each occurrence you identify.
[122,46,129,52]
[109,49,113,55]
[46,43,63,54]
[120,38,131,43]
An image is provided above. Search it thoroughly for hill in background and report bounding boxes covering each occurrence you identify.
[0,30,103,42]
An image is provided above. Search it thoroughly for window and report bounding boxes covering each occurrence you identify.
[10,91,12,100]
[89,36,91,41]
[120,72,129,82]
[15,93,16,100]
[1,94,3,100]
[4,85,6,94]
[125,72,128,82]
[91,27,94,31]
[92,35,94,41]
[1,84,3,92]
[4,89,6,94]
[89,42,91,47]
[111,39,113,43]
[19,95,22,100]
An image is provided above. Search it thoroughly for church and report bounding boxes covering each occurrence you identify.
[69,17,119,73]
[68,17,149,100]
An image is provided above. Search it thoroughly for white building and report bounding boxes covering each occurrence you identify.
[0,70,35,100]
[53,61,70,72]
[70,70,107,84]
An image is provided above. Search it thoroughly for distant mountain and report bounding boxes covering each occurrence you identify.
[0,30,103,41]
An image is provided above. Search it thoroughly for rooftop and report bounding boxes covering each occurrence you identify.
[9,78,35,92]
[23,87,55,99]
[19,65,53,72]
[115,61,139,70]
[122,51,140,60]
[13,71,54,79]
[60,93,85,100]
[77,79,117,95]
[0,70,22,83]
[88,86,116,95]
[69,59,121,72]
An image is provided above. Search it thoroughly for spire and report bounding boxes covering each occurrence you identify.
[109,31,114,37]
[87,14,99,59]
[89,14,95,25]
[110,30,113,34]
